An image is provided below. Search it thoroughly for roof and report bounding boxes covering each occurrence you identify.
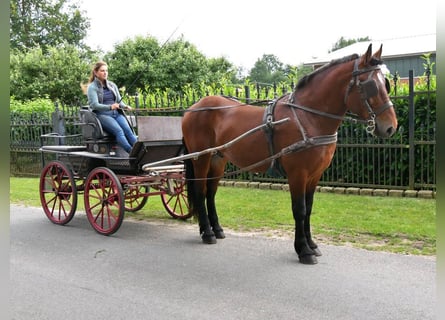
[304,34,436,66]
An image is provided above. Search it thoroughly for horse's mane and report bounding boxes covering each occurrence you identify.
[296,53,360,90]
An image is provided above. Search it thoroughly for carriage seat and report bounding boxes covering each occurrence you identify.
[79,106,113,141]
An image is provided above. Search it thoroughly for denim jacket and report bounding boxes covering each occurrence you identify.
[87,78,127,112]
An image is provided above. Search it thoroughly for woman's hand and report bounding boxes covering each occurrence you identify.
[111,103,120,110]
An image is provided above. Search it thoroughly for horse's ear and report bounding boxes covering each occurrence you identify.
[364,43,373,63]
[373,44,383,60]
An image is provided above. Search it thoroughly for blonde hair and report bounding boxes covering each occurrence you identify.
[80,61,108,95]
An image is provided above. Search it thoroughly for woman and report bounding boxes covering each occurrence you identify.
[85,61,137,153]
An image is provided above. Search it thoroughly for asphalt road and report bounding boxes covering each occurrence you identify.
[10,204,436,320]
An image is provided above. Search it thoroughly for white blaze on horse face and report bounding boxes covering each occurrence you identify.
[377,69,388,92]
[380,64,390,76]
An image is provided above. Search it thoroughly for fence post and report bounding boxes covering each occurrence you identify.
[244,85,251,104]
[52,101,65,145]
[408,70,415,189]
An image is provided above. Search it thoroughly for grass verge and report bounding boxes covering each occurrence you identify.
[10,177,436,256]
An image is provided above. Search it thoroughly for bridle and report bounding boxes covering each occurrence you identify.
[343,58,394,134]
[287,57,394,134]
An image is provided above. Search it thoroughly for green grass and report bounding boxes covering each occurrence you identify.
[10,177,436,256]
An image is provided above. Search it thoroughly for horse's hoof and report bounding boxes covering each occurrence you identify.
[299,254,318,265]
[213,229,225,239]
[201,233,217,244]
[312,247,322,256]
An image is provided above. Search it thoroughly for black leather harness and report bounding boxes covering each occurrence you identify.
[260,95,338,178]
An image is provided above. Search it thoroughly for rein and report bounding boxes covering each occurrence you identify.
[224,133,338,178]
[286,57,393,134]
[223,57,394,177]
[141,117,290,171]
[285,100,369,125]
[182,98,272,113]
[181,57,394,180]
[177,132,338,181]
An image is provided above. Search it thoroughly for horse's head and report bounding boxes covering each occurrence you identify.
[344,44,398,138]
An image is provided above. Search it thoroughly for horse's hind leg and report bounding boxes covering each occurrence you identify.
[304,190,322,256]
[192,156,217,244]
[206,156,226,239]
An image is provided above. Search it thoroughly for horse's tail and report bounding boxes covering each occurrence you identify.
[183,138,197,217]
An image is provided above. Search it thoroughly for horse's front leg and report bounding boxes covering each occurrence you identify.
[196,192,217,244]
[304,190,322,257]
[193,179,217,244]
[292,194,318,264]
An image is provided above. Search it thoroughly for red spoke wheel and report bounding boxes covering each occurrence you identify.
[84,167,124,235]
[124,184,149,212]
[160,178,191,220]
[39,160,77,225]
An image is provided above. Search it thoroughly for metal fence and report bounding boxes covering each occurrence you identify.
[10,71,435,190]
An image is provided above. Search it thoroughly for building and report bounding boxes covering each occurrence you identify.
[303,34,436,80]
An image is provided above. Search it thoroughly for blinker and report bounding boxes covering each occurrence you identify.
[360,79,378,99]
[385,78,391,93]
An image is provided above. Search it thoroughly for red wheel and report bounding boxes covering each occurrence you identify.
[84,167,124,235]
[124,184,149,212]
[39,160,77,225]
[160,178,191,220]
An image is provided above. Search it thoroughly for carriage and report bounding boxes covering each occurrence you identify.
[39,106,191,236]
[39,44,398,264]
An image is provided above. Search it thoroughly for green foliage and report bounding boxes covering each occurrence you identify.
[105,35,236,97]
[10,96,54,115]
[248,54,288,84]
[10,44,98,103]
[9,0,90,52]
[329,36,371,52]
[10,96,53,111]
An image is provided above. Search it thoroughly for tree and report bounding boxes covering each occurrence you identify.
[105,35,235,95]
[248,54,287,84]
[207,57,238,85]
[10,44,98,103]
[329,36,370,53]
[10,0,90,52]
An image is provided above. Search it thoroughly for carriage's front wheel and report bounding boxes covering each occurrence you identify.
[39,160,77,225]
[84,167,124,235]
[161,178,191,220]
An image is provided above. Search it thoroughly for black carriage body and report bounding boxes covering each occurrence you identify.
[40,109,184,177]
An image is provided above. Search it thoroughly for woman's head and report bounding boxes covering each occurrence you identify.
[81,61,109,94]
[89,61,108,83]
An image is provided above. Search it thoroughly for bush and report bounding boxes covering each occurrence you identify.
[10,96,55,117]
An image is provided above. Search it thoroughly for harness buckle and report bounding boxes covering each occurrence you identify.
[366,114,376,134]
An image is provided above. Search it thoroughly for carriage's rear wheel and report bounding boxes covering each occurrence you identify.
[124,184,149,212]
[160,178,191,220]
[39,160,77,225]
[84,167,124,235]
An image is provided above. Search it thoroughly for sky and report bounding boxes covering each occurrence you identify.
[79,0,436,71]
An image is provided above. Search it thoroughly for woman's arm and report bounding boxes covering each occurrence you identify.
[110,82,128,109]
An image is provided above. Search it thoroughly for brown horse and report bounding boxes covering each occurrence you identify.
[181,44,397,264]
